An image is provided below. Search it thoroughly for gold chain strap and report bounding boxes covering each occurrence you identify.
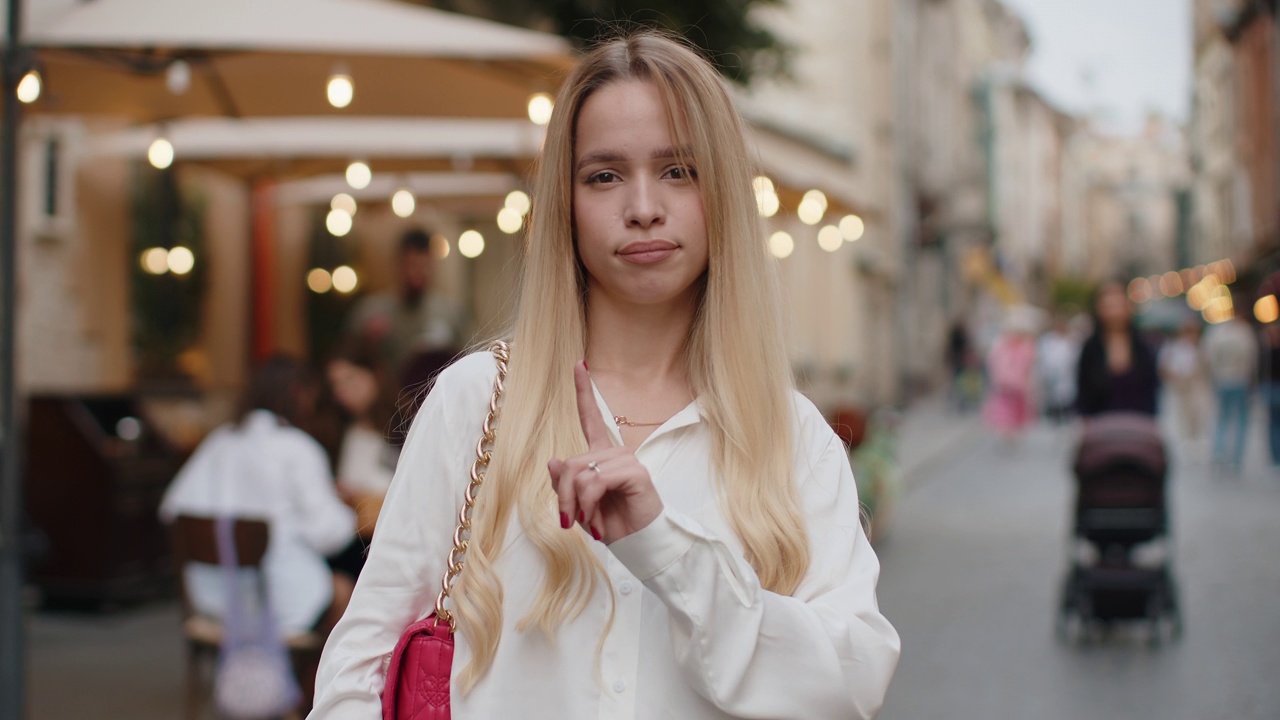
[434,340,509,632]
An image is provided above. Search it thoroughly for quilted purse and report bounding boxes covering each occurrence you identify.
[382,341,509,720]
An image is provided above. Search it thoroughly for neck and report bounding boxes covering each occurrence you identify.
[584,285,696,386]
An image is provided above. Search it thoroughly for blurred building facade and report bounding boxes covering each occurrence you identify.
[1190,0,1279,269]
[1060,117,1192,282]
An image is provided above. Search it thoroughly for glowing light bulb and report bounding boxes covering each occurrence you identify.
[140,247,169,275]
[326,208,353,237]
[527,93,554,126]
[332,265,359,293]
[167,246,195,275]
[345,161,371,190]
[16,70,41,104]
[768,231,794,259]
[391,189,415,218]
[497,207,523,234]
[148,137,174,169]
[839,214,865,242]
[458,230,485,258]
[307,268,333,294]
[505,190,531,216]
[817,225,843,252]
[330,193,357,216]
[797,198,824,225]
[326,73,354,108]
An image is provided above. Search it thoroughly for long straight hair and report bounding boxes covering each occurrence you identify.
[451,31,808,691]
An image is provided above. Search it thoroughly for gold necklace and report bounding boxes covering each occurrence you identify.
[614,415,665,428]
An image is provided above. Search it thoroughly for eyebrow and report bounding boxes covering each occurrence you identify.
[575,146,694,172]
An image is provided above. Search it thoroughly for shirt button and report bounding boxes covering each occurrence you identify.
[613,680,627,693]
[618,581,634,595]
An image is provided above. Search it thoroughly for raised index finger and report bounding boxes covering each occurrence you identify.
[574,361,612,451]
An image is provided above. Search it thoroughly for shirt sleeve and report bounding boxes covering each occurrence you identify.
[285,436,358,556]
[608,433,901,720]
[309,360,479,717]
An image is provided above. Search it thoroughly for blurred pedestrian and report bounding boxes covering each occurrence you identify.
[946,320,979,412]
[311,31,899,718]
[1076,280,1160,417]
[159,356,358,637]
[345,228,465,380]
[1202,297,1258,472]
[1038,315,1079,423]
[984,306,1040,442]
[1261,323,1280,469]
[1158,318,1212,462]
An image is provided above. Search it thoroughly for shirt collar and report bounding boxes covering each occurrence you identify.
[590,381,703,448]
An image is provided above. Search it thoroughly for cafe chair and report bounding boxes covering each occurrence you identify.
[170,515,323,719]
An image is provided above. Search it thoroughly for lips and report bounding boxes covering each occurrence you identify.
[618,239,678,264]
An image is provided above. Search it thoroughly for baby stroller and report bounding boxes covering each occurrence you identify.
[1057,413,1183,643]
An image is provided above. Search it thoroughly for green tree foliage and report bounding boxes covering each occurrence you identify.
[306,209,360,363]
[131,167,206,378]
[421,0,789,83]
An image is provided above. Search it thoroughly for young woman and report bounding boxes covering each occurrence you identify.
[310,32,900,719]
[1076,280,1160,417]
[324,340,401,577]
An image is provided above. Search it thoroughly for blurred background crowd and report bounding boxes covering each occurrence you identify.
[1,0,1278,718]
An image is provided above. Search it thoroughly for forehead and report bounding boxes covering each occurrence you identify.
[574,80,682,157]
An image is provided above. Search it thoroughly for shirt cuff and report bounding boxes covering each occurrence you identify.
[607,510,699,581]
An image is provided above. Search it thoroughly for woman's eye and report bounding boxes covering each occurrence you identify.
[587,171,619,184]
[665,165,697,181]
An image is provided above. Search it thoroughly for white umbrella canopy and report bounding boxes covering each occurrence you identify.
[20,0,575,120]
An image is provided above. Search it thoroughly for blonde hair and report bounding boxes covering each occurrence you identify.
[451,30,808,691]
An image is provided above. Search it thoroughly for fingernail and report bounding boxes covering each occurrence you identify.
[560,512,570,529]
[590,526,602,541]
[578,510,586,524]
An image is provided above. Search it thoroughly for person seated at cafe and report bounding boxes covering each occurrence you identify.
[159,356,358,636]
[323,340,401,577]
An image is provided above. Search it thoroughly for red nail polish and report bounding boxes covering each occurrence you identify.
[583,360,589,371]
[560,512,570,529]
[578,510,586,524]
[590,526,602,541]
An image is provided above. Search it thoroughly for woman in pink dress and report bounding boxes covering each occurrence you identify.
[984,310,1040,440]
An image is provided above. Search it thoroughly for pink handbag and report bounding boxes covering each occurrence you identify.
[382,342,508,720]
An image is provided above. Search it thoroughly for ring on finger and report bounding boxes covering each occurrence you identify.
[587,460,601,474]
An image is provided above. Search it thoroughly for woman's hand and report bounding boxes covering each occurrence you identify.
[548,361,664,543]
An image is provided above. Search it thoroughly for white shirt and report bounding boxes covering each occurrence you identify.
[310,352,900,719]
[1202,318,1258,386]
[159,410,357,634]
[336,426,399,496]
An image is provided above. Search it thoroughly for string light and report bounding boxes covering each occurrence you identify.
[16,70,41,104]
[527,93,554,125]
[148,137,174,169]
[768,231,794,259]
[458,230,485,258]
[326,72,354,109]
[167,246,195,275]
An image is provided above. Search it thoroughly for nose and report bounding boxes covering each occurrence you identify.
[623,176,665,229]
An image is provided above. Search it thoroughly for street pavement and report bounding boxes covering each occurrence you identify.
[875,410,1280,720]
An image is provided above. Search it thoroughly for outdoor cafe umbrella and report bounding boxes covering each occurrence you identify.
[17,0,574,121]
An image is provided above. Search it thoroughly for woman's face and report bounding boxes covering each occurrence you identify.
[327,359,378,418]
[1096,284,1132,331]
[572,79,709,308]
